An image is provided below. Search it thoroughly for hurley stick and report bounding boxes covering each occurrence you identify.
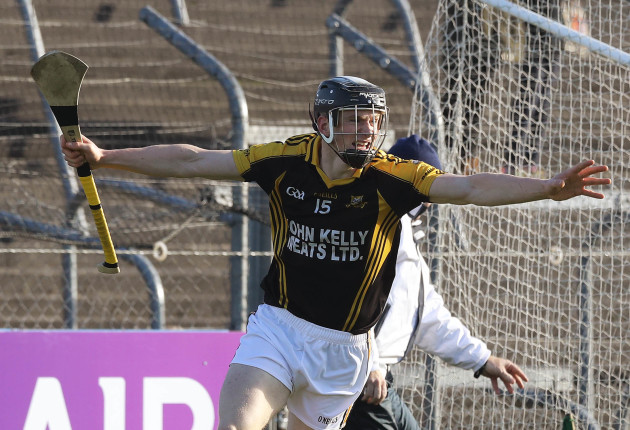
[31,51,119,274]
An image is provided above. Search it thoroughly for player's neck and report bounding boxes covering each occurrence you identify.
[319,141,356,180]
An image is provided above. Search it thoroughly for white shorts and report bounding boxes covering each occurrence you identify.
[231,304,374,429]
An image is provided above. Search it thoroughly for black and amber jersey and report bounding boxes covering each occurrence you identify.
[233,133,444,334]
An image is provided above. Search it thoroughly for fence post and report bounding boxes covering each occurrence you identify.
[140,6,250,330]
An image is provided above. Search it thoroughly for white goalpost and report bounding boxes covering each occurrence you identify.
[403,0,630,428]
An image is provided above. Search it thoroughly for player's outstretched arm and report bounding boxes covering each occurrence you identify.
[61,134,241,180]
[478,356,528,395]
[428,160,611,206]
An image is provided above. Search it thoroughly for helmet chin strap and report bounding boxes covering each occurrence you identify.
[339,148,375,169]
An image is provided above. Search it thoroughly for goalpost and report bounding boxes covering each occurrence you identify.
[403,0,630,428]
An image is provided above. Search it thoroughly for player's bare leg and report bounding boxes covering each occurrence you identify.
[287,412,316,430]
[218,363,290,430]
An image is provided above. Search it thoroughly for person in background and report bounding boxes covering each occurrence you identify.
[345,135,528,430]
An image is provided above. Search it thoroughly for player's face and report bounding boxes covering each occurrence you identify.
[334,108,384,152]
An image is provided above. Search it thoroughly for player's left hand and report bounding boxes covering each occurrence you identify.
[548,160,611,201]
[480,356,529,395]
[361,370,388,405]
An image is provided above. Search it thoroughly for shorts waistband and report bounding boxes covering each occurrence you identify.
[261,304,369,346]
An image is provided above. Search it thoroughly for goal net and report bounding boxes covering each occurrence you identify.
[402,0,630,428]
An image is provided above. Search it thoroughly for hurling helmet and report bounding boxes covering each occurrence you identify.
[310,76,389,168]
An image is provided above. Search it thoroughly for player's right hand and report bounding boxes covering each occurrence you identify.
[61,134,102,169]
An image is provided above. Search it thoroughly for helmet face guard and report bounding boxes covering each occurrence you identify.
[321,106,389,168]
[310,76,389,168]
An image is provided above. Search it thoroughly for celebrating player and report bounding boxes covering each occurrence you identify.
[61,76,610,430]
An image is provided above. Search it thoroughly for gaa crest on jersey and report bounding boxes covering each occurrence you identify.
[286,186,305,200]
[346,195,367,209]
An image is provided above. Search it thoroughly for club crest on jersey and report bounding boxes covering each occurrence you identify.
[286,186,305,200]
[346,195,367,209]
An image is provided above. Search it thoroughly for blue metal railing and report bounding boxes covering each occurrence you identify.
[16,0,166,329]
[0,211,165,329]
[139,5,251,331]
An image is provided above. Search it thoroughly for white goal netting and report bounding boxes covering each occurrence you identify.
[402,0,630,428]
